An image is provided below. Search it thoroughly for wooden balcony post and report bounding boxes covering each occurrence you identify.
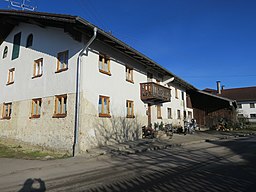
[148,104,152,128]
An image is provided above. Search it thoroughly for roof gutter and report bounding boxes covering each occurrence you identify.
[73,27,97,157]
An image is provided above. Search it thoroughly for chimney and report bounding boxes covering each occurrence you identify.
[221,85,225,91]
[217,81,221,94]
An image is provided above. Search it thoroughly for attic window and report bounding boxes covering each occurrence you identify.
[12,32,21,60]
[3,46,8,59]
[26,34,33,48]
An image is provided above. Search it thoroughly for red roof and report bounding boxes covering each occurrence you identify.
[204,86,256,102]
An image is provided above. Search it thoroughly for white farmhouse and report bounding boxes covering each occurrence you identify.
[0,10,234,155]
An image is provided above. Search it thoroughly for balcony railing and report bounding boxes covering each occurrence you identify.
[140,82,171,104]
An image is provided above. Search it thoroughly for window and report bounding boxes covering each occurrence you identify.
[175,88,179,99]
[12,32,21,60]
[177,109,181,119]
[237,104,242,109]
[99,54,111,75]
[7,68,15,85]
[126,66,133,83]
[250,103,255,108]
[98,95,110,117]
[2,103,12,119]
[3,46,8,59]
[157,105,162,119]
[188,111,192,119]
[126,100,134,118]
[181,92,184,100]
[167,108,172,119]
[33,58,43,78]
[183,110,187,119]
[26,34,33,48]
[56,50,68,72]
[238,114,244,118]
[53,95,67,118]
[250,114,256,119]
[31,98,42,118]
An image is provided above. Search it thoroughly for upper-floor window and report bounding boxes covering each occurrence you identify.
[167,108,172,119]
[126,100,134,118]
[12,32,21,60]
[237,104,242,109]
[56,50,68,73]
[181,91,184,100]
[157,105,162,119]
[31,98,42,118]
[2,103,12,120]
[250,103,255,108]
[98,95,110,117]
[26,34,33,48]
[99,54,111,75]
[175,88,179,99]
[3,46,8,59]
[33,58,43,78]
[126,66,133,83]
[53,94,67,118]
[7,68,15,85]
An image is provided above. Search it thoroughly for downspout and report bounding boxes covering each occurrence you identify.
[73,27,97,157]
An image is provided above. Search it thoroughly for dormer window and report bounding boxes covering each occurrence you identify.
[3,46,8,59]
[26,34,33,48]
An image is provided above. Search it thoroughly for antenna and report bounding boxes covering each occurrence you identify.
[5,0,37,11]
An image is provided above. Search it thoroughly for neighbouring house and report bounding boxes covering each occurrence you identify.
[0,10,236,155]
[204,82,256,123]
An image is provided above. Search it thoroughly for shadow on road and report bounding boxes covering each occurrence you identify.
[18,178,46,192]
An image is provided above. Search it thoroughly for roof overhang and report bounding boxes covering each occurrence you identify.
[0,9,196,91]
[188,90,237,112]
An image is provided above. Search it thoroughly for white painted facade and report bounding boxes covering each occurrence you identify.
[0,22,193,153]
[237,101,256,122]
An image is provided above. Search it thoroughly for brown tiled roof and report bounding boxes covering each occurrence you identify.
[204,86,256,102]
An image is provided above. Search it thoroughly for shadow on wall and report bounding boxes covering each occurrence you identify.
[91,115,143,147]
[18,178,46,192]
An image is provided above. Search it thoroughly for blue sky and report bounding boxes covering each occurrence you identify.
[1,0,256,90]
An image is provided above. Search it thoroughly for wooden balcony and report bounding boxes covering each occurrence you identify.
[140,82,171,104]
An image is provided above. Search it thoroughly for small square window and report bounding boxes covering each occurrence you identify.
[237,104,242,109]
[56,50,68,73]
[250,103,255,108]
[33,58,43,78]
[126,66,134,83]
[2,103,12,119]
[98,95,111,117]
[175,88,179,99]
[31,98,42,118]
[7,68,15,85]
[53,95,67,118]
[99,54,111,75]
[126,100,135,118]
[250,114,256,118]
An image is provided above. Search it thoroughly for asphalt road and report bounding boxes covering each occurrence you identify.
[1,136,256,192]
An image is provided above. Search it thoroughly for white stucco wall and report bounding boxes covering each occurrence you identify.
[237,101,256,122]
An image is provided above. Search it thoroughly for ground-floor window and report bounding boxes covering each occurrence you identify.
[177,109,181,119]
[250,114,256,119]
[31,98,42,118]
[157,105,162,119]
[2,103,12,119]
[126,100,134,118]
[53,94,67,118]
[167,108,172,119]
[98,95,110,117]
